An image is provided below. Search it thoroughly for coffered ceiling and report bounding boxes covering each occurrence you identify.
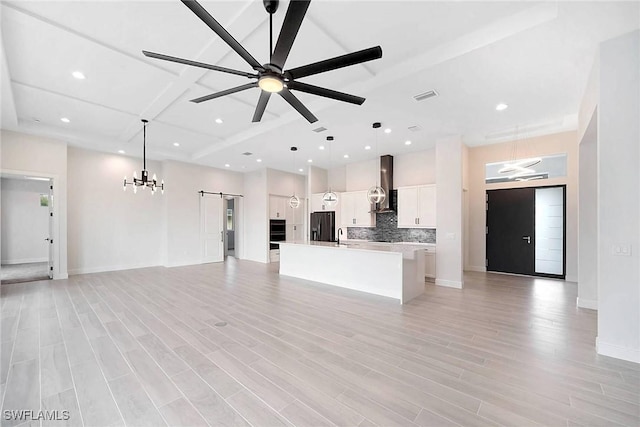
[1,1,638,174]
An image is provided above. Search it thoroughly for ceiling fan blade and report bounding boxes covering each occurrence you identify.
[285,46,382,80]
[181,0,263,70]
[252,91,272,122]
[142,51,257,78]
[279,88,318,123]
[190,82,257,103]
[270,0,311,69]
[287,81,365,105]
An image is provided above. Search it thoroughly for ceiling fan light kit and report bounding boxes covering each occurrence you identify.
[123,119,164,195]
[143,0,382,123]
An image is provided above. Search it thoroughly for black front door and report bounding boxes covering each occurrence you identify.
[486,188,535,275]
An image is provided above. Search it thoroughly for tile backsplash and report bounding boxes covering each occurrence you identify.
[347,211,436,243]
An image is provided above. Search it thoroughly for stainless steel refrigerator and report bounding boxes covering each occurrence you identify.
[310,211,335,242]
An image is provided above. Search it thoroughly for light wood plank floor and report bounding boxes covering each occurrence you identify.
[1,259,638,427]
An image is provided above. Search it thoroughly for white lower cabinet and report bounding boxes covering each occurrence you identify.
[424,248,436,279]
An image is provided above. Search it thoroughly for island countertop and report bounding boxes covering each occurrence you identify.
[276,241,426,304]
[272,240,435,253]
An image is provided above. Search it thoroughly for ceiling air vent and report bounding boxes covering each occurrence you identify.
[408,125,422,132]
[312,126,327,133]
[242,152,253,156]
[413,90,439,102]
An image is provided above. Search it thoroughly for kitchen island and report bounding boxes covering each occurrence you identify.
[276,241,426,304]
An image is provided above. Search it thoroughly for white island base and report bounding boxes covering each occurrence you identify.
[278,241,425,304]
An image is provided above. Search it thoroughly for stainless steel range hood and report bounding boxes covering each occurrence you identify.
[376,155,394,212]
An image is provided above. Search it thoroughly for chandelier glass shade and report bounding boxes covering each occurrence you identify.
[366,186,386,204]
[322,136,338,206]
[123,119,164,195]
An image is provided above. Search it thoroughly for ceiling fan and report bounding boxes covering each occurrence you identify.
[142,0,382,123]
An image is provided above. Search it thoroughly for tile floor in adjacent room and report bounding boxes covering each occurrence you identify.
[1,259,638,426]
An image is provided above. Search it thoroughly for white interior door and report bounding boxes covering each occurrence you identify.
[200,195,224,263]
[48,181,54,279]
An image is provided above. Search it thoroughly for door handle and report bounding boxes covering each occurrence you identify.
[45,238,50,241]
[221,231,224,242]
[522,236,531,244]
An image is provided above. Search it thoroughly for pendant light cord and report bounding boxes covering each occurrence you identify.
[143,120,146,171]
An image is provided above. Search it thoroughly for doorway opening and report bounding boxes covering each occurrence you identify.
[225,198,235,258]
[486,185,566,279]
[1,174,53,284]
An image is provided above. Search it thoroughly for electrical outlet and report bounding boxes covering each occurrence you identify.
[446,232,456,240]
[612,244,632,256]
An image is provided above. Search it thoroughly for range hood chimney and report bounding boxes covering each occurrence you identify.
[376,155,394,212]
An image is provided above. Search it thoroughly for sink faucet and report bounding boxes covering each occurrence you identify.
[337,228,343,245]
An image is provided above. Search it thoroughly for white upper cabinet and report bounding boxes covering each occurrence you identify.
[397,185,436,228]
[311,192,335,212]
[269,195,287,220]
[340,190,375,227]
[417,185,436,228]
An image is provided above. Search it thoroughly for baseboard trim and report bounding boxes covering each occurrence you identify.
[465,265,486,273]
[164,260,204,268]
[68,263,161,276]
[435,279,463,289]
[565,275,578,283]
[577,297,598,310]
[596,338,640,364]
[1,257,48,265]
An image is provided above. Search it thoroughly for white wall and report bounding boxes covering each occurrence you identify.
[67,147,164,274]
[163,160,243,267]
[267,168,306,197]
[394,149,436,187]
[1,177,50,264]
[578,110,598,309]
[328,165,346,192]
[596,30,640,363]
[243,169,268,263]
[308,165,327,194]
[0,130,68,279]
[467,131,578,281]
[436,136,464,288]
[345,158,377,192]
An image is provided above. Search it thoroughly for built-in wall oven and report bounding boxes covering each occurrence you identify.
[269,219,286,249]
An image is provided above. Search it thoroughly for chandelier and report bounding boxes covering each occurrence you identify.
[367,122,386,205]
[322,136,338,207]
[123,119,164,194]
[289,146,300,208]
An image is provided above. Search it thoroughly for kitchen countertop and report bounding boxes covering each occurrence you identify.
[274,240,435,253]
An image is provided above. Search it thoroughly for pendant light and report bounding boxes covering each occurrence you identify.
[322,136,338,207]
[123,119,164,194]
[498,125,541,181]
[289,146,300,208]
[367,122,386,205]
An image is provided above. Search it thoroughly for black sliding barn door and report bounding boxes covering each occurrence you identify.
[486,188,535,275]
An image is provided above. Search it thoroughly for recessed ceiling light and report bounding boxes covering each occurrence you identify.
[298,168,304,172]
[215,118,223,124]
[307,159,313,163]
[72,71,85,80]
[384,128,391,134]
[256,158,262,162]
[60,117,70,123]
[496,103,508,111]
[343,154,349,159]
[365,145,371,150]
[405,140,412,145]
[173,142,180,147]
[224,164,230,168]
[319,145,325,150]
[118,150,125,154]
